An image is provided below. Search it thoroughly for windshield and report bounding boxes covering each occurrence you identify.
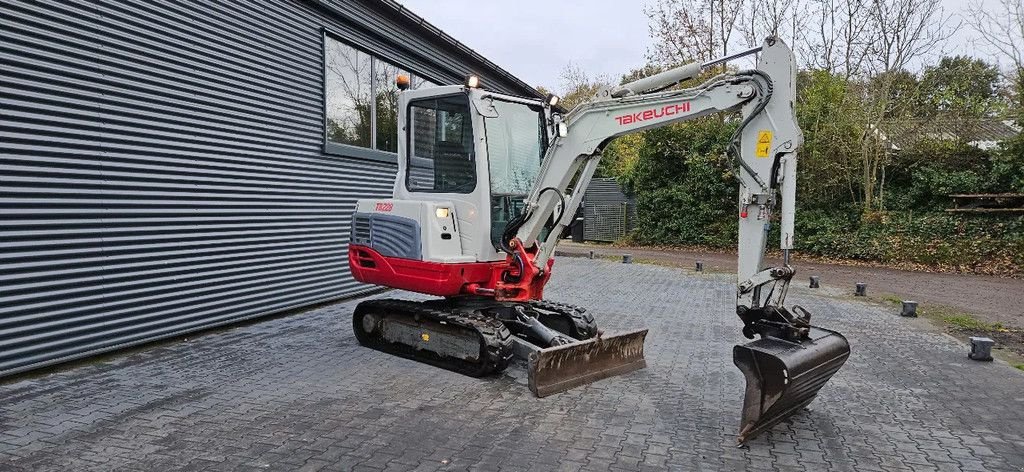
[484,99,546,196]
[483,98,546,249]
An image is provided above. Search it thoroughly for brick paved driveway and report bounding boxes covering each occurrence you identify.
[2,259,1023,471]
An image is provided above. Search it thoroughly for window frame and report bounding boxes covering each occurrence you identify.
[404,93,477,194]
[321,29,444,164]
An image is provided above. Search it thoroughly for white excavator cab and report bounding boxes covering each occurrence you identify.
[387,85,553,265]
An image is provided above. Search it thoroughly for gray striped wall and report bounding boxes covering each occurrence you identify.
[1,0,537,377]
[583,178,635,242]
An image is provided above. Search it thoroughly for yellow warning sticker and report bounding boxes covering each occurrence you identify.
[755,130,772,158]
[421,333,430,342]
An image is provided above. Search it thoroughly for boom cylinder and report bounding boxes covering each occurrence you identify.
[779,152,796,250]
[612,62,701,97]
[612,45,763,98]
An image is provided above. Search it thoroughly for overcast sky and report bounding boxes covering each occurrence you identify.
[397,0,1006,93]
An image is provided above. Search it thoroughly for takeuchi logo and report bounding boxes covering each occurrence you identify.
[614,102,691,125]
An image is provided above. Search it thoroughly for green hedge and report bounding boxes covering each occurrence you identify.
[793,210,1024,275]
[616,115,1024,276]
[624,120,738,248]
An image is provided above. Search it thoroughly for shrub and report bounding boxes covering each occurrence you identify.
[610,97,1024,275]
[624,119,737,247]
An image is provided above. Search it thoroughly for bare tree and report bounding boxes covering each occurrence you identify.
[559,62,590,94]
[645,0,746,65]
[966,0,1024,70]
[639,0,958,213]
[800,0,874,77]
[737,0,804,50]
[325,42,372,146]
[856,0,957,212]
[557,62,613,110]
[867,0,958,74]
[967,0,1024,111]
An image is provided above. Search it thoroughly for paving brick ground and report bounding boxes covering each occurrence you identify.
[2,259,1023,471]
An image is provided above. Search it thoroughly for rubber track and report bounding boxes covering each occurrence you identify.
[353,299,513,377]
[528,299,598,340]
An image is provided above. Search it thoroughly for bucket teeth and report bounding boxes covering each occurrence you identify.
[733,326,850,443]
[528,329,648,397]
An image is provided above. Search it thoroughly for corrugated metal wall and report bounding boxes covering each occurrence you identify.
[0,0,536,377]
[583,178,636,242]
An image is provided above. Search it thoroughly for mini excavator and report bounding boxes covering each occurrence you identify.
[347,38,850,442]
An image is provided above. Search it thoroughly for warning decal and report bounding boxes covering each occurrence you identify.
[755,130,772,158]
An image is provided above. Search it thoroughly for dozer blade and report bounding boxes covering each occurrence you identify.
[733,326,850,443]
[528,328,648,397]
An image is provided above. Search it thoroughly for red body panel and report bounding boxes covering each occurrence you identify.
[491,239,553,301]
[349,245,498,296]
[348,242,553,300]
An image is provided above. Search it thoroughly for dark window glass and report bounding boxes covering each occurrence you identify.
[325,37,372,147]
[407,95,475,193]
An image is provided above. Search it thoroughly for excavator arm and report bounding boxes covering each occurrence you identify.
[492,37,850,442]
[495,38,796,321]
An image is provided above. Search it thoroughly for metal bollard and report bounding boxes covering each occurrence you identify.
[900,301,918,317]
[622,254,632,264]
[588,250,595,259]
[855,283,866,297]
[968,337,994,361]
[809,276,820,288]
[695,261,703,272]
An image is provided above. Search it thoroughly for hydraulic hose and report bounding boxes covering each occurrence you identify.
[727,70,774,191]
[498,187,566,256]
[499,209,531,255]
[539,187,567,234]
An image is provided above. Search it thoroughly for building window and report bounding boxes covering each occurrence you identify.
[324,33,442,157]
[414,76,438,89]
[374,59,406,153]
[325,37,372,148]
[406,94,475,193]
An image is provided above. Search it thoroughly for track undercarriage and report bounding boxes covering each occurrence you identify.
[353,298,647,396]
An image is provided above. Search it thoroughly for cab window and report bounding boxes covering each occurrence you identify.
[485,100,546,195]
[406,95,476,193]
[483,99,547,248]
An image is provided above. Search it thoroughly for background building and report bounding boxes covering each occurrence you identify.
[582,178,636,243]
[1,0,540,377]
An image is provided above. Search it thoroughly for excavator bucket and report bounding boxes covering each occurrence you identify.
[733,326,850,443]
[528,329,648,397]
